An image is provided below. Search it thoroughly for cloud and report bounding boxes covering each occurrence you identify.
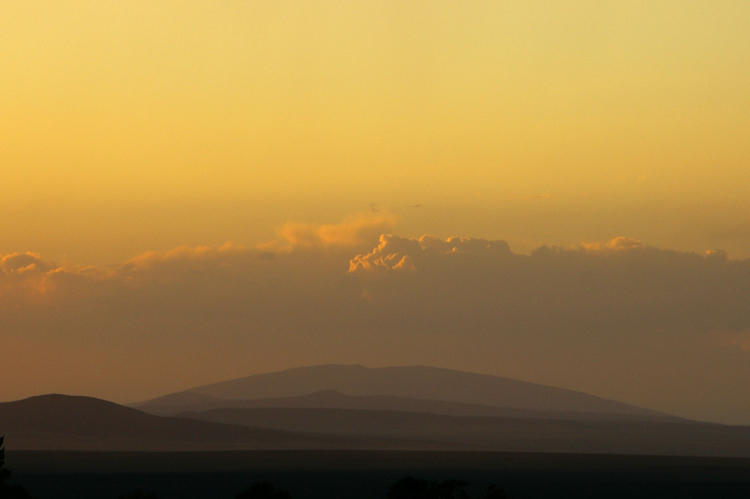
[123,243,247,272]
[581,236,643,251]
[349,234,512,273]
[2,234,749,340]
[346,235,750,337]
[259,212,398,252]
[1,252,57,274]
[2,234,748,340]
[0,253,62,305]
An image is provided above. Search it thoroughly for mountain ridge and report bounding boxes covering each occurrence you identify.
[2,394,750,456]
[135,364,672,419]
[137,389,684,422]
[0,394,446,451]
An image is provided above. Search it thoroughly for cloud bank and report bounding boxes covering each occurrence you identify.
[2,216,749,423]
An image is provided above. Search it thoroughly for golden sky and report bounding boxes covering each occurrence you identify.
[1,2,750,423]
[1,1,749,263]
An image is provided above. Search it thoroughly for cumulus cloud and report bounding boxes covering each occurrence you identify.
[259,212,398,252]
[581,236,643,251]
[0,253,61,305]
[124,243,246,271]
[349,234,512,273]
[1,252,56,274]
[345,235,750,339]
[1,229,750,423]
[2,234,748,339]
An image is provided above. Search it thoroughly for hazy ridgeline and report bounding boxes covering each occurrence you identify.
[3,366,750,497]
[3,366,750,457]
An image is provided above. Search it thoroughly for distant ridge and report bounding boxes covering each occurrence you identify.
[3,394,750,456]
[138,389,683,422]
[175,406,750,457]
[136,364,673,420]
[0,394,440,451]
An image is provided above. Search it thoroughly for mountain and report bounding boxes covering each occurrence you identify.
[135,365,673,420]
[137,389,683,422]
[177,407,750,457]
[2,394,749,456]
[0,395,445,451]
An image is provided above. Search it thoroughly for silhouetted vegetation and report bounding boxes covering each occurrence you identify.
[236,481,292,499]
[388,476,507,499]
[0,437,34,499]
[117,491,159,499]
[481,485,508,499]
[0,437,10,488]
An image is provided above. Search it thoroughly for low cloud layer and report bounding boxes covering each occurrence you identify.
[348,234,749,336]
[2,216,749,423]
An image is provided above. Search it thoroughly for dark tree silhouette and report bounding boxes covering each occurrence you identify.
[388,476,507,499]
[387,476,469,499]
[0,438,34,499]
[388,476,429,499]
[0,437,10,488]
[483,485,507,499]
[236,481,292,499]
[118,491,159,499]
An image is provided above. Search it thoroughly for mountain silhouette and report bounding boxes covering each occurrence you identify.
[135,365,672,419]
[2,394,749,456]
[0,395,444,451]
[137,389,683,422]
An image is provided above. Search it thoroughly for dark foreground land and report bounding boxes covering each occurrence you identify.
[6,451,750,499]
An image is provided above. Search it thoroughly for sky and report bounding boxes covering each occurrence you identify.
[1,1,749,424]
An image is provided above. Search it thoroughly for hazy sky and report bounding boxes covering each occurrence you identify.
[1,2,749,423]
